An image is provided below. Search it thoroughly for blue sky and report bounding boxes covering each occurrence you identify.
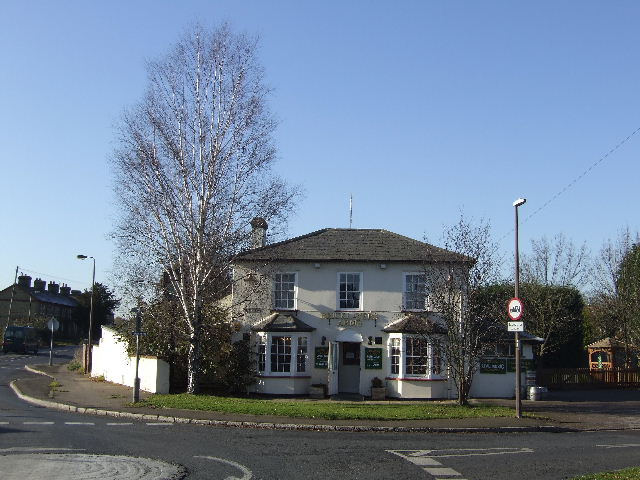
[1,1,638,292]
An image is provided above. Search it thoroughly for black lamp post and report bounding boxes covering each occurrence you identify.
[513,198,526,418]
[77,254,95,374]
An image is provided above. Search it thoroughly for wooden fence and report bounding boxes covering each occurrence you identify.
[537,368,640,390]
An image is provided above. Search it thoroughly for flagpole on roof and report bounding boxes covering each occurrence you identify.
[349,194,353,229]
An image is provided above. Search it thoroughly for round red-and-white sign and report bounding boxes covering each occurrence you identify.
[507,298,523,321]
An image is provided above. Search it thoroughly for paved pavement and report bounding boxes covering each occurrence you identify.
[11,363,640,433]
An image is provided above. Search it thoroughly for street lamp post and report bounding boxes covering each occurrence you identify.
[77,255,95,374]
[513,197,526,418]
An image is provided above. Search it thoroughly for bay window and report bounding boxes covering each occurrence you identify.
[256,333,309,376]
[388,334,443,378]
[271,336,292,372]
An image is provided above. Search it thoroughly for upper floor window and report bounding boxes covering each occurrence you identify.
[403,273,427,311]
[338,273,361,310]
[274,273,297,310]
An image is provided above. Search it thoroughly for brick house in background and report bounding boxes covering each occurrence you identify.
[0,275,82,338]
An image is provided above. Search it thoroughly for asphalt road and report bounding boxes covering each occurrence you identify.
[2,349,640,479]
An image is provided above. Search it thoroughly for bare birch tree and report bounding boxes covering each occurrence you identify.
[520,234,591,289]
[424,215,503,405]
[111,24,298,393]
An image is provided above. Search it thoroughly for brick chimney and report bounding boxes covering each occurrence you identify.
[250,217,268,249]
[47,282,60,294]
[17,275,32,288]
[33,278,46,291]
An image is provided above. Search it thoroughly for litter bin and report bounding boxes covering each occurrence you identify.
[528,386,543,401]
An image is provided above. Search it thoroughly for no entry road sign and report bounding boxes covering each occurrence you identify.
[508,298,523,321]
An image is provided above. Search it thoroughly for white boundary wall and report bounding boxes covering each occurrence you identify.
[91,326,169,394]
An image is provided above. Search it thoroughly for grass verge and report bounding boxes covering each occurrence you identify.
[572,468,640,480]
[139,394,521,420]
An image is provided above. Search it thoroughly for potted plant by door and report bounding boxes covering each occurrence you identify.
[370,377,386,400]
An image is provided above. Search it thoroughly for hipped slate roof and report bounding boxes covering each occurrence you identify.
[251,312,315,332]
[236,229,472,263]
[383,313,448,334]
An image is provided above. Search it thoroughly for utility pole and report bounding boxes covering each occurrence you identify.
[5,266,18,332]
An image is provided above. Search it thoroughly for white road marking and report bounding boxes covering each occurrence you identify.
[0,447,86,453]
[389,448,533,479]
[146,422,172,426]
[597,443,640,449]
[65,422,95,425]
[195,455,253,480]
[23,422,54,425]
[424,467,462,476]
[0,421,9,425]
[391,447,533,458]
[106,422,133,426]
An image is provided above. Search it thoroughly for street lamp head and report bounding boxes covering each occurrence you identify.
[513,198,527,207]
[77,254,88,259]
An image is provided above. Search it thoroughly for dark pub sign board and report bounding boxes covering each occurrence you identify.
[365,348,383,369]
[314,347,329,369]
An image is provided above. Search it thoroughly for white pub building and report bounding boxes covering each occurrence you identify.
[233,219,539,400]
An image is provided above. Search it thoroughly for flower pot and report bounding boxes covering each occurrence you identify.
[309,385,326,399]
[371,386,386,401]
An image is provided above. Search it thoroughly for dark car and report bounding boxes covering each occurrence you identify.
[3,326,39,354]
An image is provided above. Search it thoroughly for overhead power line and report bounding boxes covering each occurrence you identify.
[16,266,85,286]
[499,125,640,243]
[523,125,640,225]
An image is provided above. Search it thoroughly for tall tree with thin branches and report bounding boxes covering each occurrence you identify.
[423,215,503,405]
[111,24,298,393]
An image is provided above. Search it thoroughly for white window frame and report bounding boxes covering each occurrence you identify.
[403,272,429,311]
[256,332,310,377]
[337,272,363,311]
[273,272,297,310]
[387,334,444,380]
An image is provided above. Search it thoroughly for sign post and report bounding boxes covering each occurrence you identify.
[131,308,146,403]
[508,298,524,417]
[47,317,59,366]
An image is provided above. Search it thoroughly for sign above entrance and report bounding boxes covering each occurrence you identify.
[321,311,380,327]
[321,312,379,321]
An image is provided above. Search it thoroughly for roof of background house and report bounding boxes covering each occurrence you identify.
[31,290,79,307]
[0,285,80,308]
[235,228,472,263]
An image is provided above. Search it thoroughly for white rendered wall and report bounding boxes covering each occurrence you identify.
[91,326,169,394]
